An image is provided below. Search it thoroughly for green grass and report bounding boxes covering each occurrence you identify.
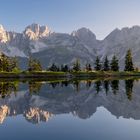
[71,71,140,77]
[0,70,139,78]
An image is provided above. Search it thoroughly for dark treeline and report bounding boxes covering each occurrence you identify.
[28,49,135,72]
[0,49,135,72]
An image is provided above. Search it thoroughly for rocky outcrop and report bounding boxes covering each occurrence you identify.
[1,24,140,69]
[24,23,51,40]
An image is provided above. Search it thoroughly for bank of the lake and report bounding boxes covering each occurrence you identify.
[0,71,140,78]
[72,71,140,77]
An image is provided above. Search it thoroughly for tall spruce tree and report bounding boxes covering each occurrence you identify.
[0,53,18,72]
[73,59,81,72]
[85,63,92,71]
[10,56,19,72]
[110,55,119,71]
[94,56,101,71]
[61,64,69,72]
[103,56,110,71]
[48,63,59,72]
[0,54,9,72]
[124,49,134,71]
[28,57,42,72]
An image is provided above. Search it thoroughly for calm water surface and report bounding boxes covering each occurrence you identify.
[0,78,140,140]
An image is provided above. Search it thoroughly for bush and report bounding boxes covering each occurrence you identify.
[12,68,21,73]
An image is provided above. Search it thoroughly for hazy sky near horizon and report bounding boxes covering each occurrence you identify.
[0,0,140,39]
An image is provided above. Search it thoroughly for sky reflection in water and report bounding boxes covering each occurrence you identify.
[0,78,139,140]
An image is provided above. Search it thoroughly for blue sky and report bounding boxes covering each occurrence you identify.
[0,0,140,39]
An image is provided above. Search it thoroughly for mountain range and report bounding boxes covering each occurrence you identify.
[1,23,140,69]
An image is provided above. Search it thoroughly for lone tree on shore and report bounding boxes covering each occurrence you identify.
[85,63,92,71]
[48,63,60,72]
[94,56,101,71]
[103,56,110,71]
[0,53,19,72]
[110,55,119,71]
[73,59,81,72]
[124,49,134,71]
[0,54,10,72]
[28,57,42,72]
[61,64,69,72]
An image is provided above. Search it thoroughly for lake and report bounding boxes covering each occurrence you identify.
[0,78,140,140]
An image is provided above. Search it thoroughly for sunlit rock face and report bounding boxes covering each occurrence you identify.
[0,25,8,43]
[24,23,51,40]
[0,23,99,69]
[0,105,9,123]
[24,107,53,124]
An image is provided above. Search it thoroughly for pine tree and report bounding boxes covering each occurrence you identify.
[61,64,64,72]
[124,49,134,71]
[94,56,101,71]
[110,55,119,71]
[28,57,42,72]
[73,59,81,72]
[0,53,14,72]
[48,63,59,72]
[103,56,110,71]
[0,54,9,71]
[9,56,19,72]
[0,53,19,72]
[61,64,69,72]
[85,63,92,71]
[64,65,69,72]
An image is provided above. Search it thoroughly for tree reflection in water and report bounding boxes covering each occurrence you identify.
[0,78,135,101]
[0,78,137,124]
[49,82,59,89]
[125,79,134,101]
[86,80,92,90]
[45,79,134,100]
[111,80,119,95]
[103,80,110,95]
[94,80,102,94]
[29,81,43,94]
[0,82,18,98]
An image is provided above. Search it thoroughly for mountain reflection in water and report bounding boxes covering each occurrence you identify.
[0,78,137,124]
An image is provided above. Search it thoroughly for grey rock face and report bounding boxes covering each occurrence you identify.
[1,24,140,69]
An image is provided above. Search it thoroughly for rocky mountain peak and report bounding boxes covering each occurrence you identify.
[71,27,98,49]
[0,24,8,43]
[24,23,51,40]
[72,27,96,40]
[105,26,140,42]
[0,25,5,31]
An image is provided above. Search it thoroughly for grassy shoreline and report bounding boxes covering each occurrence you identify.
[71,71,140,77]
[0,71,140,78]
